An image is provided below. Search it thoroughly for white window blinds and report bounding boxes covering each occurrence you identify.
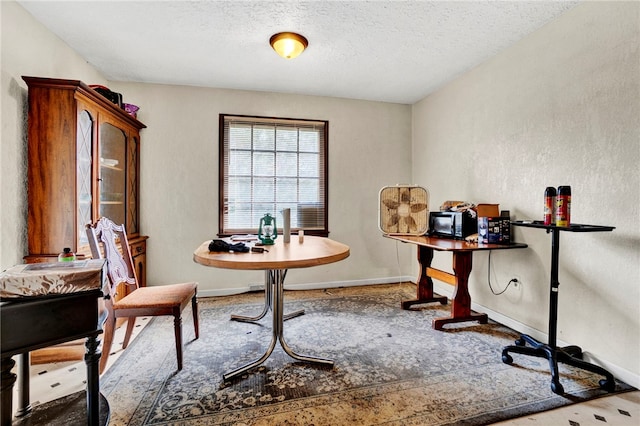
[219,114,328,236]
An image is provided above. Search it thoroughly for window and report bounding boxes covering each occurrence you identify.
[219,114,328,237]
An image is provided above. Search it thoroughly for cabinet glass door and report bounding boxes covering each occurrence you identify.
[127,136,139,234]
[77,110,94,247]
[99,123,127,227]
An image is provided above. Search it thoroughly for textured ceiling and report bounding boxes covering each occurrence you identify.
[18,1,579,104]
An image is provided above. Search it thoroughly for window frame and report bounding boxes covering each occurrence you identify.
[218,114,329,237]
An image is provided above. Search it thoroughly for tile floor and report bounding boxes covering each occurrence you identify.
[11,317,150,416]
[495,391,640,426]
[12,317,639,425]
[492,390,640,425]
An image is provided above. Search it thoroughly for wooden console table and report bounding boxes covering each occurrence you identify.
[384,234,527,330]
[502,221,616,395]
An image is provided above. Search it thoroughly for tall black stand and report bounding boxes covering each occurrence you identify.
[502,221,616,395]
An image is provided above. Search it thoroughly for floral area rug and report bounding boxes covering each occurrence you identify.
[100,283,632,425]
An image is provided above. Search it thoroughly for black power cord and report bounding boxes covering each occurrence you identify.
[487,250,518,295]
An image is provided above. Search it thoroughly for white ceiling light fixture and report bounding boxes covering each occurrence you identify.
[269,32,308,59]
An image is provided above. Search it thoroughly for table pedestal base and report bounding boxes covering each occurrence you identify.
[223,269,333,381]
[401,297,448,310]
[231,271,305,323]
[502,334,615,395]
[433,312,488,330]
[401,245,448,313]
[402,246,488,330]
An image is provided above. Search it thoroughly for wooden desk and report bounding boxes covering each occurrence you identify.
[194,236,349,380]
[384,234,527,330]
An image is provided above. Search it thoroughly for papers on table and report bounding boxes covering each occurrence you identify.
[230,234,259,242]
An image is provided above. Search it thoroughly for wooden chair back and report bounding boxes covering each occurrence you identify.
[86,217,138,299]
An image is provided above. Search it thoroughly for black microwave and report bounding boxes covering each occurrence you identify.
[428,211,477,239]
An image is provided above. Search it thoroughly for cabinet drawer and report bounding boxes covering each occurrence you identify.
[129,240,146,257]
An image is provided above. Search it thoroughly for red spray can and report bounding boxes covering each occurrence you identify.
[555,186,571,227]
[544,187,556,225]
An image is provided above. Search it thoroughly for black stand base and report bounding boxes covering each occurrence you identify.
[502,334,616,395]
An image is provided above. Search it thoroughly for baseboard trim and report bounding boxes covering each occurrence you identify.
[285,276,415,291]
[196,276,414,298]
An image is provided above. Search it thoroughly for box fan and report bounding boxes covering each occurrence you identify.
[378,185,429,235]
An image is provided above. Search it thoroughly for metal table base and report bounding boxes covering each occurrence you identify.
[223,269,334,381]
[230,271,305,323]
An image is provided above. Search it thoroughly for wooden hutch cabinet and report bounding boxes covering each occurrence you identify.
[23,76,148,287]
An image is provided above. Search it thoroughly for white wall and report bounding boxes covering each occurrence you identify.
[412,1,639,384]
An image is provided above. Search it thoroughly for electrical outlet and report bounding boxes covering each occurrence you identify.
[511,277,521,290]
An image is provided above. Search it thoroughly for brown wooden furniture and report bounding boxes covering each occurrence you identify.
[384,234,527,330]
[22,76,148,289]
[86,217,199,374]
[193,236,350,380]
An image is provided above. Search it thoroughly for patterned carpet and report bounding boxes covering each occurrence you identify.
[100,283,632,425]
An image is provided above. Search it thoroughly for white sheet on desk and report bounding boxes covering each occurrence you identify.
[0,259,105,299]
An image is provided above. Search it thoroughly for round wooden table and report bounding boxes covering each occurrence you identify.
[193,236,350,380]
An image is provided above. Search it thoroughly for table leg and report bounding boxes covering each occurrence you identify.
[273,269,333,366]
[276,269,305,321]
[402,246,448,309]
[85,334,102,426]
[223,269,332,381]
[231,270,304,323]
[231,271,272,323]
[15,353,32,417]
[432,251,488,330]
[1,357,16,426]
[222,334,278,381]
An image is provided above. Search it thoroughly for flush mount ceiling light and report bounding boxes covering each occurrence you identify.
[269,32,308,59]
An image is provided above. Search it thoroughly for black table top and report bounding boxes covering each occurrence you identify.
[511,220,615,232]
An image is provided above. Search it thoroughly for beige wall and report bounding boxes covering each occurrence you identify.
[106,82,413,293]
[412,1,639,384]
[2,0,638,386]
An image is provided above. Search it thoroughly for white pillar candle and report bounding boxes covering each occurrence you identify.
[282,208,291,243]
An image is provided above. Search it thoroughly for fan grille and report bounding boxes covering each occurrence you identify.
[379,186,429,235]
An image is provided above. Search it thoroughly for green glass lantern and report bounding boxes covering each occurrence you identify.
[258,213,278,245]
